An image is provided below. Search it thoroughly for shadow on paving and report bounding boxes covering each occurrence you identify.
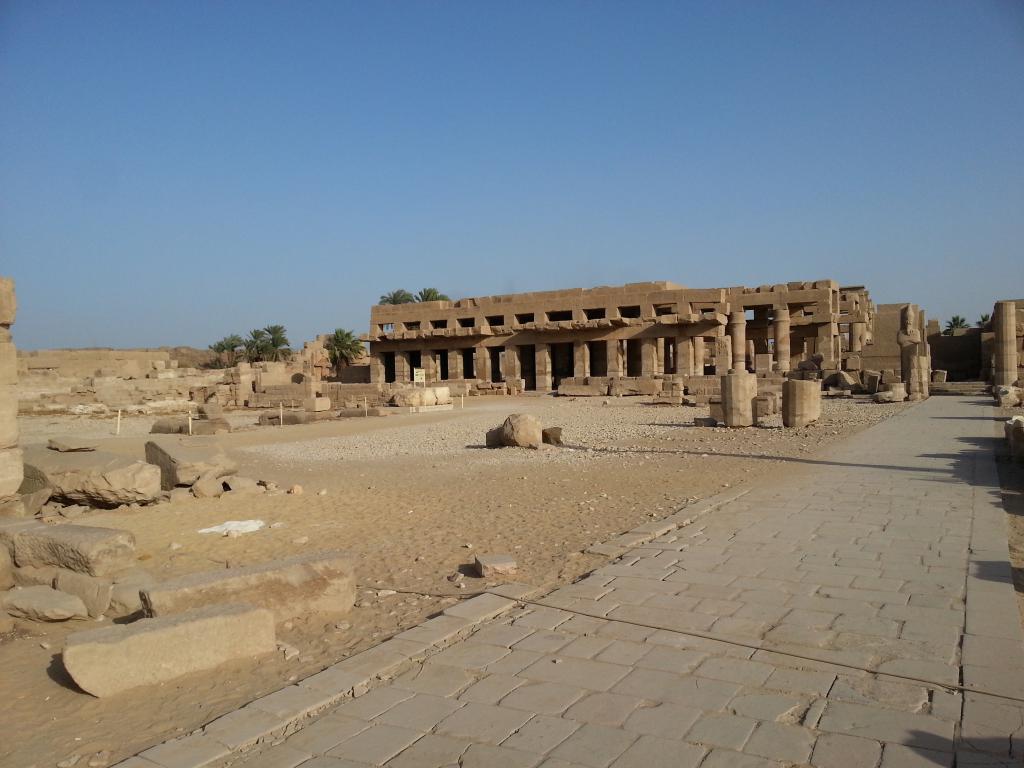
[904,730,1021,766]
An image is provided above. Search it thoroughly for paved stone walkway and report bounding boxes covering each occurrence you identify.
[132,396,1024,768]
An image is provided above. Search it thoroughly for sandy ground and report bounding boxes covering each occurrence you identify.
[3,395,908,768]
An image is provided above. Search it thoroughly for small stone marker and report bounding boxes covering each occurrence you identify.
[474,554,517,578]
[62,603,276,697]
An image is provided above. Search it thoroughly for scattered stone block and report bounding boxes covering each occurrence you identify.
[222,476,260,494]
[47,438,98,453]
[694,416,718,427]
[62,603,276,697]
[0,447,24,499]
[151,416,231,436]
[3,585,88,621]
[474,554,517,578]
[22,447,160,507]
[12,563,57,586]
[487,414,543,449]
[304,396,331,412]
[54,569,113,618]
[874,390,897,404]
[108,569,157,616]
[542,427,563,446]
[0,544,11,589]
[191,472,225,499]
[721,373,757,427]
[783,380,822,427]
[144,439,237,490]
[14,524,136,576]
[141,550,356,620]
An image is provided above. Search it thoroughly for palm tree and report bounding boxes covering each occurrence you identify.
[324,328,365,376]
[208,339,228,368]
[944,315,968,335]
[244,328,269,363]
[379,289,416,305]
[263,325,290,361]
[415,288,450,302]
[977,313,991,328]
[208,334,246,368]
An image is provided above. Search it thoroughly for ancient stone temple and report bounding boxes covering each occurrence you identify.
[1,277,22,512]
[364,280,874,393]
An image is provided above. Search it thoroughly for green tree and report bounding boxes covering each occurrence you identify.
[324,328,365,376]
[944,315,968,335]
[244,328,269,362]
[379,289,416,305]
[415,287,450,302]
[208,334,245,368]
[977,313,991,328]
[262,325,290,361]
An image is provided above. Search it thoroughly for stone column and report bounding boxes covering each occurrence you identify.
[850,321,866,354]
[782,379,821,428]
[573,341,590,379]
[502,346,521,384]
[714,337,731,375]
[474,347,490,382]
[606,340,623,378]
[994,301,1018,387]
[0,276,23,511]
[773,308,791,373]
[728,311,747,372]
[422,350,437,383]
[675,336,695,376]
[693,337,706,375]
[394,351,410,383]
[816,322,838,369]
[720,372,756,427]
[536,344,553,391]
[448,349,464,380]
[640,338,658,376]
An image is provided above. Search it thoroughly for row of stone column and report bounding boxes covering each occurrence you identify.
[0,277,21,509]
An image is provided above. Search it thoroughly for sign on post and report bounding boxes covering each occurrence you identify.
[413,368,426,385]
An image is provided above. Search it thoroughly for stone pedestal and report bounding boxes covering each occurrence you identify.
[773,307,791,373]
[720,372,757,427]
[994,301,1018,388]
[782,379,822,428]
[728,311,747,372]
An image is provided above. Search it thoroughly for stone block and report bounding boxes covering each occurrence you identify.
[542,427,563,446]
[47,437,98,453]
[488,414,543,449]
[0,544,11,589]
[304,396,331,412]
[22,447,160,507]
[0,447,23,498]
[144,439,237,489]
[141,550,356,620]
[782,379,822,428]
[720,373,756,427]
[3,585,88,621]
[62,603,276,697]
[0,384,17,448]
[0,340,15,386]
[14,523,136,576]
[222,475,261,494]
[191,471,225,498]
[54,569,113,618]
[108,568,157,616]
[475,554,517,578]
[558,383,607,397]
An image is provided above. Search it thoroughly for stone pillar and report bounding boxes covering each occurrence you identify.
[728,311,747,372]
[422,350,437,383]
[640,338,658,376]
[675,336,695,376]
[448,349,464,380]
[606,340,623,378]
[994,301,1018,387]
[573,341,590,379]
[773,308,791,373]
[693,337,706,374]
[502,345,521,384]
[394,352,410,383]
[782,379,821,428]
[714,337,731,375]
[474,347,490,382]
[0,277,23,511]
[536,344,553,391]
[850,321,866,354]
[720,372,756,427]
[816,322,838,369]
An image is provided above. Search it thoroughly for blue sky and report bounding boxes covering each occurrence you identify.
[1,1,1022,350]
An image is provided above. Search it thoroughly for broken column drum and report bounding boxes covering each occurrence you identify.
[782,379,822,428]
[720,372,756,427]
[728,311,747,373]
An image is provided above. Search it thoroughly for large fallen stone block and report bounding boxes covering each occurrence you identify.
[141,550,355,620]
[557,383,608,397]
[609,378,661,397]
[54,569,113,618]
[4,585,88,621]
[47,437,98,453]
[144,439,237,490]
[486,414,543,449]
[22,447,161,507]
[14,524,136,576]
[151,416,231,435]
[62,604,276,697]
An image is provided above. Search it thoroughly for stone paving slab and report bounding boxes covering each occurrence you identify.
[117,397,1024,768]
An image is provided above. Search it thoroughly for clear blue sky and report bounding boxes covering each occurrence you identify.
[2,1,1022,350]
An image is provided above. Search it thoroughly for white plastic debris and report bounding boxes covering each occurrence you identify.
[197,520,266,535]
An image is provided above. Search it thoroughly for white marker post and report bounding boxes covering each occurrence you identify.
[115,409,122,436]
[187,411,193,436]
[279,402,284,427]
[363,396,368,417]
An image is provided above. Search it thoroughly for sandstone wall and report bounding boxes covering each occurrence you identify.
[1,277,22,504]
